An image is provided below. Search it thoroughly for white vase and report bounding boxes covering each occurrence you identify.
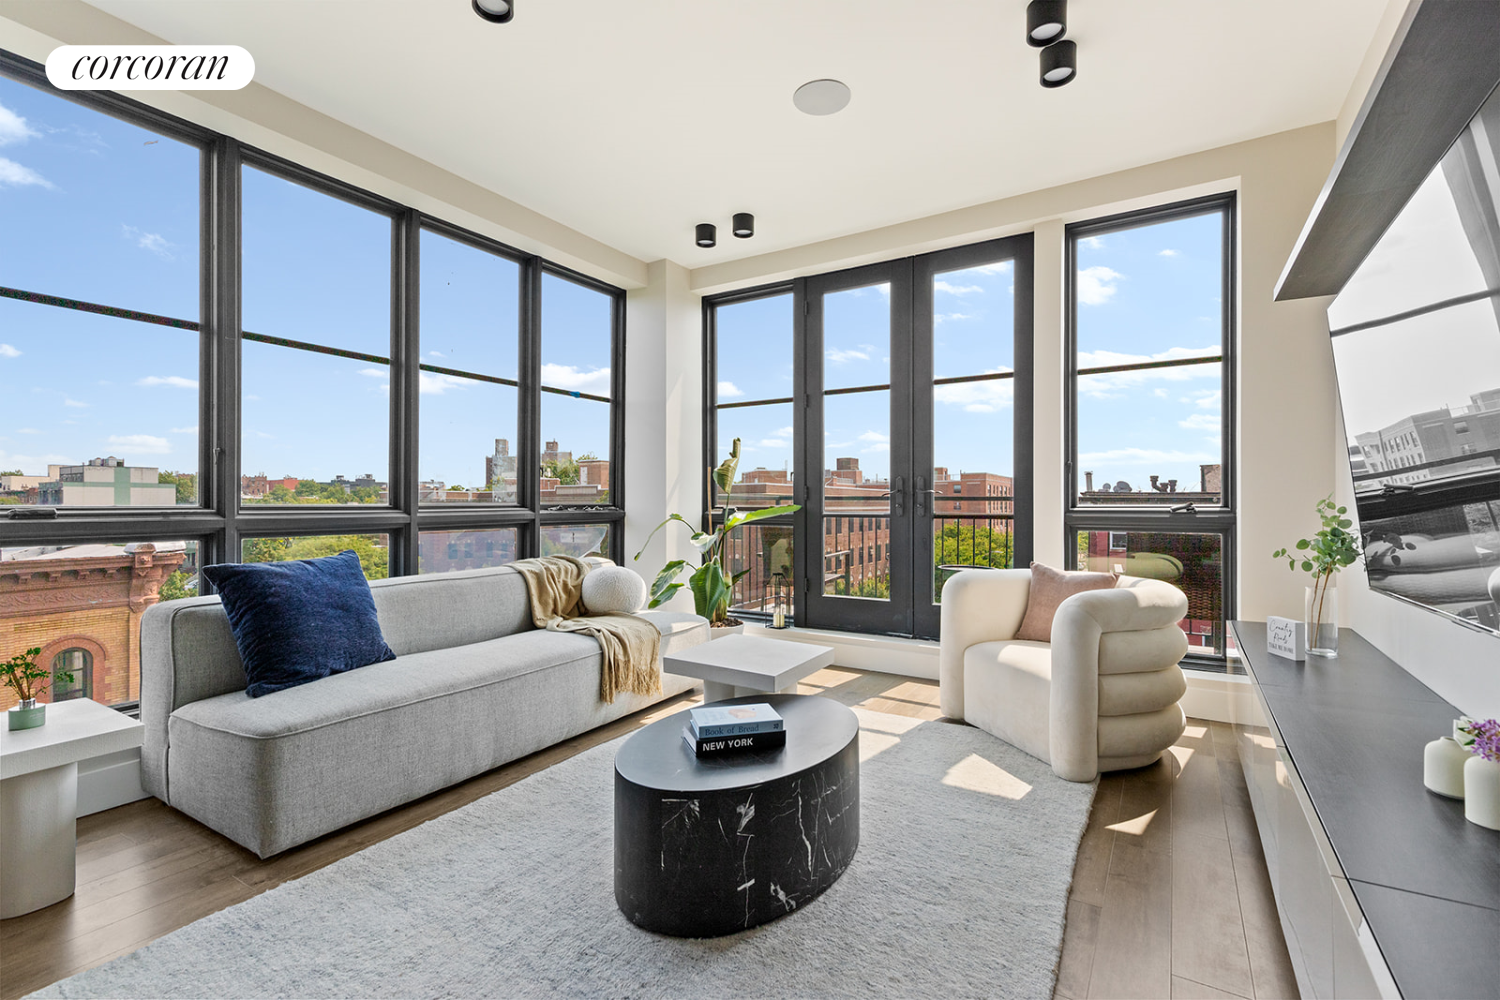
[1304,582,1338,657]
[1423,737,1468,798]
[1464,756,1500,830]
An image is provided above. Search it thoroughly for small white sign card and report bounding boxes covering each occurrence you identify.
[1267,616,1306,660]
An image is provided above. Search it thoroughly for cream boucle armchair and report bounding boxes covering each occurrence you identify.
[939,568,1190,782]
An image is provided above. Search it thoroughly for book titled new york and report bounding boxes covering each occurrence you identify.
[688,703,784,739]
[683,727,788,757]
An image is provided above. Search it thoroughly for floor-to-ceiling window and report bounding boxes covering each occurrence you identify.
[704,237,1032,639]
[0,49,626,711]
[1065,193,1237,667]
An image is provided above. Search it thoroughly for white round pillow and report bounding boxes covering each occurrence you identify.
[582,565,648,614]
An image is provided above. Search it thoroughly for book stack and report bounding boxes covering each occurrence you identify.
[684,703,786,757]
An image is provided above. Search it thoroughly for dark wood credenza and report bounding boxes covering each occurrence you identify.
[1228,623,1500,999]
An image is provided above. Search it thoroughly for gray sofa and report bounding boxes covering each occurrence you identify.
[140,565,706,857]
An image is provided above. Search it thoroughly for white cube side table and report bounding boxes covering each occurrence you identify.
[1,699,144,918]
[664,634,836,704]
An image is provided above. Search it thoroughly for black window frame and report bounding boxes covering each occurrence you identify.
[1064,192,1238,671]
[0,49,627,714]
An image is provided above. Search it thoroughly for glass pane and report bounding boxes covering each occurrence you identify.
[242,166,392,356]
[723,522,795,618]
[932,514,1015,602]
[241,342,389,501]
[1,297,200,507]
[420,378,519,504]
[240,534,390,580]
[540,395,611,505]
[823,284,890,391]
[822,515,891,598]
[0,75,200,320]
[1360,499,1500,633]
[0,539,193,708]
[418,528,520,574]
[541,273,611,399]
[714,403,794,508]
[1074,530,1225,657]
[715,294,794,403]
[1075,213,1223,358]
[540,523,611,558]
[418,229,520,380]
[933,262,1013,380]
[1075,361,1222,505]
[823,390,890,511]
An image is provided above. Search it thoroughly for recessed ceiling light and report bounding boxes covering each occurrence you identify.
[793,79,851,116]
[473,0,513,23]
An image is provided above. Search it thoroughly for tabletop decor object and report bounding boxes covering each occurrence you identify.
[635,438,799,630]
[1458,717,1500,830]
[1272,494,1361,657]
[1266,615,1306,660]
[3,647,72,731]
[1424,734,1469,799]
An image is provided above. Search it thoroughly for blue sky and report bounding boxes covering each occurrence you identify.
[717,215,1223,497]
[0,74,612,494]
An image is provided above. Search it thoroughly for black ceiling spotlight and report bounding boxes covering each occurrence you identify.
[472,0,513,23]
[1040,39,1077,88]
[732,213,755,239]
[696,223,717,248]
[1025,0,1066,47]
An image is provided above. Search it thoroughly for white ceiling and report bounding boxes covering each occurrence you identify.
[86,0,1387,270]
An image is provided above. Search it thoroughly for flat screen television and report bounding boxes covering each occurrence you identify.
[1327,81,1500,636]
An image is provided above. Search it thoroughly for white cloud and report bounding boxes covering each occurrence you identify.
[122,225,175,260]
[63,398,88,408]
[0,344,19,358]
[857,430,891,453]
[0,157,52,189]
[1076,346,1219,398]
[1078,447,1219,464]
[1077,266,1123,306]
[1178,413,1220,431]
[1153,388,1168,399]
[255,431,275,439]
[767,426,793,440]
[1158,249,1179,257]
[826,347,870,364]
[540,363,610,395]
[934,369,1014,413]
[357,368,386,378]
[934,313,973,324]
[419,372,470,395]
[757,438,791,448]
[934,280,983,296]
[0,449,72,472]
[970,260,1014,275]
[1080,236,1105,251]
[1194,389,1221,409]
[717,381,745,399]
[245,394,262,401]
[0,103,37,146]
[427,350,446,359]
[169,425,197,434]
[107,434,170,455]
[136,375,198,389]
[17,428,39,434]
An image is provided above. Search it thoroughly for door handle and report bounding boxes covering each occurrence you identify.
[915,476,927,517]
[881,476,904,517]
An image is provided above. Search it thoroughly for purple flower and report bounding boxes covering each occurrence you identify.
[1462,718,1500,763]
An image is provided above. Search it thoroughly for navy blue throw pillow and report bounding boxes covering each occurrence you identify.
[203,550,396,698]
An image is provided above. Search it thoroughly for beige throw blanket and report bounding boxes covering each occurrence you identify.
[511,555,661,704]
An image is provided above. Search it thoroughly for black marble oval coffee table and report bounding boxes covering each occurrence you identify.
[614,693,859,937]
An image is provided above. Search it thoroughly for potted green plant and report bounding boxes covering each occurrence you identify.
[635,438,800,632]
[1272,494,1361,657]
[4,647,70,730]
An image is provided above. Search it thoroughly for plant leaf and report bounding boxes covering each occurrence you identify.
[712,438,742,500]
[648,560,687,603]
[723,503,801,533]
[646,582,684,609]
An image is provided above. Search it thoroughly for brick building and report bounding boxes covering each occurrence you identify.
[0,542,187,709]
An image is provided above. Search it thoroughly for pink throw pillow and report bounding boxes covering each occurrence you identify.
[1015,561,1118,642]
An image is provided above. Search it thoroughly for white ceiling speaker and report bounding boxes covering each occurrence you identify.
[793,79,852,116]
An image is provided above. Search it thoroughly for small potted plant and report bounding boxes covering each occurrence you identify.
[635,438,800,634]
[1272,494,1361,657]
[4,647,70,731]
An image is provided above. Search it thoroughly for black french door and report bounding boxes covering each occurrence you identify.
[795,236,1032,638]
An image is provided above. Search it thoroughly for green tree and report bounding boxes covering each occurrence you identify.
[158,570,196,602]
[158,470,196,505]
[243,534,389,580]
[542,458,580,485]
[832,575,891,598]
[349,486,381,504]
[268,484,295,503]
[936,524,1013,569]
[0,468,22,476]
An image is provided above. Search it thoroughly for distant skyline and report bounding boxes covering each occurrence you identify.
[0,75,611,493]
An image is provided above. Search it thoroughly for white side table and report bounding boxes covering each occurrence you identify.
[1,699,144,918]
[664,634,836,704]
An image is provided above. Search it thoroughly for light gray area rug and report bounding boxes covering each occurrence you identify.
[35,709,1095,999]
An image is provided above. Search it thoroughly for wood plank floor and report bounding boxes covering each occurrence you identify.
[0,670,1297,1000]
